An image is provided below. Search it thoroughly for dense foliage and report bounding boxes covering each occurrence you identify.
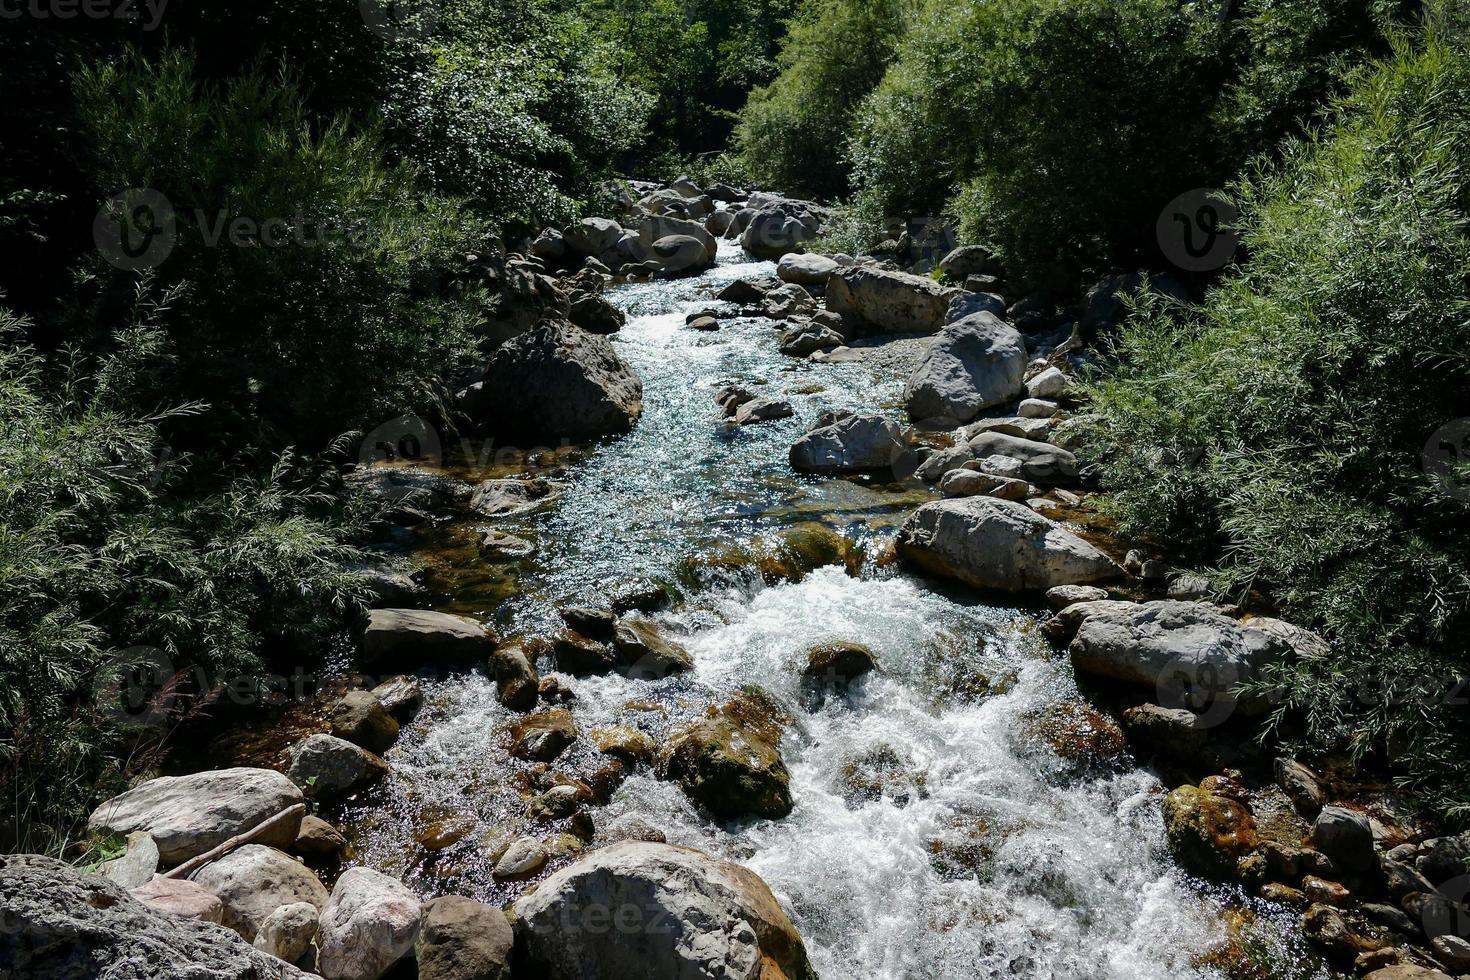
[1085,22,1470,815]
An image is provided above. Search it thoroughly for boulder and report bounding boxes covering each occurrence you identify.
[476,321,643,440]
[1310,807,1377,873]
[938,468,1030,501]
[1,854,311,977]
[762,282,817,320]
[1417,832,1470,885]
[286,734,389,803]
[188,844,329,942]
[1067,600,1291,709]
[612,619,695,678]
[1162,785,1260,879]
[491,639,541,712]
[789,413,909,475]
[904,313,1027,425]
[362,609,497,669]
[560,605,617,638]
[417,896,513,980]
[640,214,717,264]
[370,676,423,720]
[568,290,626,335]
[1121,704,1209,759]
[707,182,747,203]
[945,291,1008,324]
[1018,398,1059,419]
[530,228,565,262]
[657,714,793,821]
[804,643,878,681]
[98,831,158,889]
[1026,366,1071,399]
[129,876,224,924]
[716,278,773,304]
[916,444,976,483]
[1364,968,1454,980]
[939,245,1001,280]
[652,235,715,276]
[777,253,839,287]
[732,398,795,426]
[87,768,303,867]
[1080,272,1190,335]
[1274,758,1325,819]
[294,815,349,864]
[253,901,318,964]
[330,690,399,755]
[552,630,620,676]
[317,867,421,980]
[740,197,824,259]
[564,217,627,261]
[966,431,1079,486]
[825,266,959,334]
[512,841,816,980]
[779,322,844,357]
[1045,584,1109,610]
[471,478,561,518]
[896,497,1120,593]
[492,837,548,881]
[509,710,579,762]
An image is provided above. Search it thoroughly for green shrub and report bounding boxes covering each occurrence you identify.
[74,50,486,446]
[736,0,907,198]
[1084,22,1470,817]
[0,295,371,853]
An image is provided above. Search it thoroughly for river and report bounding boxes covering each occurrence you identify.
[338,243,1331,979]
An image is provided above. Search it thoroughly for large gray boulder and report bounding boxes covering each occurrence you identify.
[317,867,422,980]
[188,844,329,943]
[904,313,1027,425]
[649,235,711,275]
[789,413,909,475]
[896,497,1121,593]
[87,768,303,867]
[638,214,717,267]
[476,321,643,440]
[0,854,312,978]
[362,608,497,669]
[564,217,627,262]
[939,245,1001,280]
[739,194,826,260]
[777,252,839,287]
[512,841,816,980]
[825,266,959,334]
[967,430,1079,485]
[286,733,389,803]
[1066,600,1293,708]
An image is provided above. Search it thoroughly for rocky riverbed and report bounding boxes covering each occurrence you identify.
[12,179,1465,980]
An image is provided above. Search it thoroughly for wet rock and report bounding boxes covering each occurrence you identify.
[896,497,1120,593]
[1304,876,1353,907]
[294,815,349,864]
[87,767,303,867]
[188,844,329,943]
[1311,806,1377,873]
[529,785,585,822]
[559,606,616,638]
[789,412,909,475]
[1121,703,1208,759]
[356,563,426,608]
[1302,902,1375,963]
[370,676,423,720]
[803,642,879,682]
[1260,882,1308,908]
[1066,600,1291,709]
[825,266,959,334]
[609,577,676,614]
[470,478,560,518]
[904,313,1027,426]
[966,431,1079,486]
[1274,757,1325,819]
[330,690,399,755]
[2,854,310,977]
[1417,832,1470,885]
[491,639,541,712]
[583,728,653,770]
[510,710,579,762]
[839,745,927,807]
[492,837,548,881]
[476,321,643,439]
[568,290,626,335]
[512,841,817,980]
[362,609,497,669]
[1162,785,1260,879]
[479,529,537,560]
[732,398,795,425]
[657,710,793,821]
[916,445,976,483]
[613,619,695,678]
[601,814,668,844]
[1045,584,1109,610]
[717,277,773,304]
[286,734,389,803]
[253,901,318,965]
[129,875,224,923]
[687,314,720,331]
[317,866,421,980]
[552,630,621,676]
[417,895,513,980]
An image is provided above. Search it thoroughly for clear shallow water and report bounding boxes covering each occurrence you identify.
[343,245,1330,980]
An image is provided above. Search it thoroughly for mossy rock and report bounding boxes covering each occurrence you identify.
[1162,785,1260,880]
[759,523,863,583]
[657,694,794,821]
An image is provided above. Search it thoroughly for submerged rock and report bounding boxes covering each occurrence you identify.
[657,708,793,821]
[511,841,817,980]
[896,497,1120,593]
[1163,785,1260,879]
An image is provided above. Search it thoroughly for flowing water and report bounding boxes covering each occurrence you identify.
[338,244,1331,979]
